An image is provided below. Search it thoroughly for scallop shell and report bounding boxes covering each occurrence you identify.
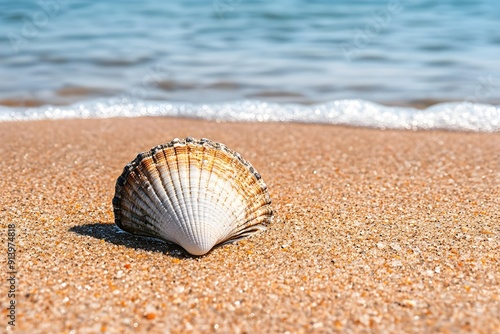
[112,137,273,255]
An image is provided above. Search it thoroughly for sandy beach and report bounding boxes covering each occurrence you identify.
[1,117,499,333]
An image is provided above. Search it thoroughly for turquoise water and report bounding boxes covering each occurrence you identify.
[0,0,499,129]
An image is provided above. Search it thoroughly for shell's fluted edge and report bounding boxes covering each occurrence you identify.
[112,137,273,255]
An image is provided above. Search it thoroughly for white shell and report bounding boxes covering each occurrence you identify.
[112,137,273,255]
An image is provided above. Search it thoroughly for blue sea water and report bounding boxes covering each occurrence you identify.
[0,0,499,130]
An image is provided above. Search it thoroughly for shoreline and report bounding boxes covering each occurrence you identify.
[1,95,499,110]
[1,100,499,133]
[1,117,499,333]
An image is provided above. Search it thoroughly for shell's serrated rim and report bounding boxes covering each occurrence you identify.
[113,137,272,233]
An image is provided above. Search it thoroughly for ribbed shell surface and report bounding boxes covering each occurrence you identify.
[112,137,273,255]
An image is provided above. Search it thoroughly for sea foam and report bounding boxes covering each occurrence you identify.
[0,98,499,132]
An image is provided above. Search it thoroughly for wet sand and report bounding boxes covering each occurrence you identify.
[1,117,499,333]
